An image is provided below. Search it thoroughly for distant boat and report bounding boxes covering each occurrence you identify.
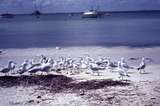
[0,13,14,18]
[82,9,101,18]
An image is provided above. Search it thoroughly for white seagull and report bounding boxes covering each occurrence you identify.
[17,59,30,74]
[117,61,129,80]
[0,61,16,76]
[106,58,117,71]
[89,63,105,76]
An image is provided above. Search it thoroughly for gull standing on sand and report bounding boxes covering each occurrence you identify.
[120,57,133,76]
[89,63,105,76]
[0,61,16,76]
[40,61,53,74]
[95,56,108,67]
[106,58,117,71]
[28,60,52,75]
[28,59,41,70]
[117,61,129,80]
[17,59,30,74]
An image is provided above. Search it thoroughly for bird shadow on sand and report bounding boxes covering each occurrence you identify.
[140,72,152,74]
[0,74,130,93]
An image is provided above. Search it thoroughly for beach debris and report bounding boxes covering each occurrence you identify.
[27,100,34,103]
[0,75,129,89]
[128,57,139,60]
[79,89,85,95]
[37,96,41,99]
[0,50,2,54]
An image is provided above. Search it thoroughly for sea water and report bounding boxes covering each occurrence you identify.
[0,12,160,49]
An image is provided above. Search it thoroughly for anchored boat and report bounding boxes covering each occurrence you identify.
[82,10,101,18]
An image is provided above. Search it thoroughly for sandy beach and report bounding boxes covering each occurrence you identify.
[0,46,160,106]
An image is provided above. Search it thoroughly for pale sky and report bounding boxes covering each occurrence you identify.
[0,0,160,14]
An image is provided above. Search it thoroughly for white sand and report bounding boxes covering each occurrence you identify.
[0,46,160,106]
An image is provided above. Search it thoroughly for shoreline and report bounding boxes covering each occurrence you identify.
[1,46,160,63]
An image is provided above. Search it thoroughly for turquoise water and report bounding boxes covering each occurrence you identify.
[0,12,160,48]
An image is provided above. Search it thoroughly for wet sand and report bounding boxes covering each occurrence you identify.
[0,46,160,106]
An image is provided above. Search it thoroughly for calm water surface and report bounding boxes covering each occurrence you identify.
[0,12,160,48]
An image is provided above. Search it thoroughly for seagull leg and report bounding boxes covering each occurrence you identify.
[119,75,122,80]
[121,76,123,80]
[139,69,142,74]
[143,69,145,73]
[118,76,121,79]
[41,72,44,76]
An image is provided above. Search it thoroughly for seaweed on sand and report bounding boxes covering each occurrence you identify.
[69,79,130,90]
[0,75,130,93]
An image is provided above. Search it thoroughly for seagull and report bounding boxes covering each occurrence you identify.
[28,67,41,75]
[28,61,52,75]
[137,57,146,74]
[117,61,129,80]
[89,63,105,76]
[17,59,30,74]
[28,59,41,70]
[8,61,16,74]
[0,61,16,76]
[40,62,52,74]
[95,57,108,66]
[106,58,117,71]
[40,55,48,63]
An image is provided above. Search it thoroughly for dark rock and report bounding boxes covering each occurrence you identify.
[37,96,41,99]
[28,100,34,103]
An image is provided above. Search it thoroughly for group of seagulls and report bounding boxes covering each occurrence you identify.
[0,54,148,80]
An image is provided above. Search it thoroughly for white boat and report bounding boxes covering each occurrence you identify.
[82,10,101,18]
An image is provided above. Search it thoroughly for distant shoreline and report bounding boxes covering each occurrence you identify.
[1,45,160,50]
[1,10,160,16]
